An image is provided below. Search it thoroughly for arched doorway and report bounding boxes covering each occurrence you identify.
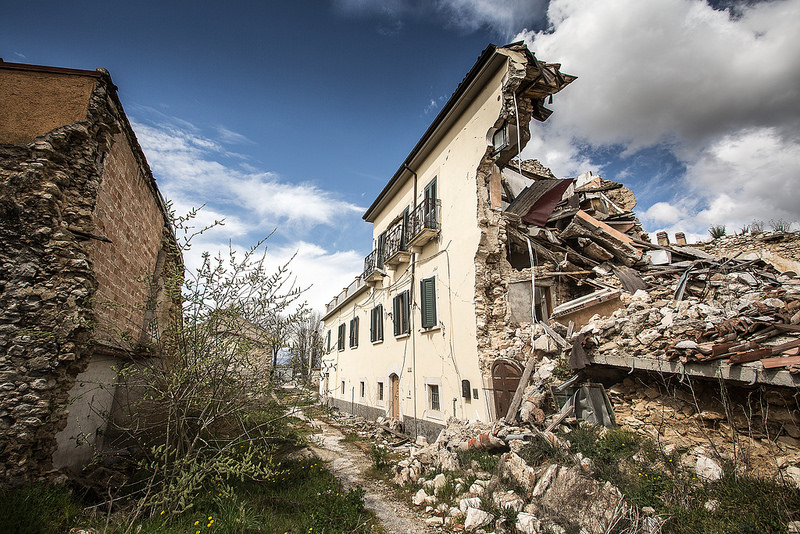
[491,359,522,420]
[389,373,400,418]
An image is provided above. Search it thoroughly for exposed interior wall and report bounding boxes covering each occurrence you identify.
[0,68,96,145]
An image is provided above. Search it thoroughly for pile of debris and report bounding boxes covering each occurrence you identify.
[567,268,800,369]
[496,162,800,378]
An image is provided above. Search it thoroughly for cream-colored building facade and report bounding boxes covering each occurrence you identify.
[319,43,575,439]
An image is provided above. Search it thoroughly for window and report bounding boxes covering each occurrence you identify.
[423,178,437,227]
[341,381,345,395]
[376,231,387,269]
[370,304,384,343]
[377,381,384,401]
[337,324,346,351]
[428,384,440,411]
[492,123,508,153]
[420,276,437,329]
[326,330,331,351]
[360,381,365,398]
[392,290,410,336]
[349,316,359,348]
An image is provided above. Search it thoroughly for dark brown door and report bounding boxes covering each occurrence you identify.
[390,374,400,418]
[492,360,522,420]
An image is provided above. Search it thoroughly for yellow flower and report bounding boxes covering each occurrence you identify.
[208,516,213,520]
[194,520,200,525]
[160,510,165,516]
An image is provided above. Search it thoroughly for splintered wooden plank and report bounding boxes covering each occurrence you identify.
[728,348,772,365]
[505,357,537,423]
[760,356,800,369]
[770,338,800,355]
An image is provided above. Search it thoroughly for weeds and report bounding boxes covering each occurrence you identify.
[769,218,792,232]
[457,449,501,473]
[0,483,81,534]
[708,224,727,239]
[371,443,391,471]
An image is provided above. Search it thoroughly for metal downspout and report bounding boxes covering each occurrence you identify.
[403,163,419,438]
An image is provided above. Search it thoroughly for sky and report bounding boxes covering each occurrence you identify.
[3,0,799,312]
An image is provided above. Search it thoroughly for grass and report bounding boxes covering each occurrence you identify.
[558,424,800,533]
[0,459,377,534]
[0,483,81,534]
[456,448,501,473]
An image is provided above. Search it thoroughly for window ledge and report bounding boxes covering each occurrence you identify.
[371,339,384,345]
[419,325,441,333]
[424,410,444,421]
[394,332,411,340]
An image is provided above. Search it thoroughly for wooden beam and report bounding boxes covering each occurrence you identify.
[505,357,537,423]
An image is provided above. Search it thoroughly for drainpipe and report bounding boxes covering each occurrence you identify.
[403,163,419,438]
[351,386,355,415]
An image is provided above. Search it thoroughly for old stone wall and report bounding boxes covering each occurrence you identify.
[0,67,176,484]
[696,231,800,276]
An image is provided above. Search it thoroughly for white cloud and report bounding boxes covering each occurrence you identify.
[333,0,548,37]
[130,116,369,313]
[642,202,687,225]
[132,119,364,231]
[513,0,800,238]
[435,0,548,36]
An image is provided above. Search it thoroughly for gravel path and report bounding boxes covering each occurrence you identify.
[306,416,430,534]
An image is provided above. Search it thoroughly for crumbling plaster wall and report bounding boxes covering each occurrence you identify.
[472,94,545,391]
[0,69,177,484]
[472,48,578,416]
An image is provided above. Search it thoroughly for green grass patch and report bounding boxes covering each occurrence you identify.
[456,449,501,473]
[0,483,82,534]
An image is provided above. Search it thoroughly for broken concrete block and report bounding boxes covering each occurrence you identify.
[464,507,494,531]
[695,455,723,481]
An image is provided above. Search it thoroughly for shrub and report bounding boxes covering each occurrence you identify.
[107,207,309,522]
[708,224,727,239]
[769,218,792,232]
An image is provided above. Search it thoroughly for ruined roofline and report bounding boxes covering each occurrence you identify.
[1,59,178,249]
[0,59,102,78]
[362,42,575,223]
[362,43,500,223]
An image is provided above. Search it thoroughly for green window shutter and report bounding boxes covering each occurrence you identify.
[393,295,401,336]
[420,277,437,329]
[402,291,410,334]
[371,305,383,342]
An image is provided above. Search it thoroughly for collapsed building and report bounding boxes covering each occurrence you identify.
[317,40,800,457]
[0,61,179,485]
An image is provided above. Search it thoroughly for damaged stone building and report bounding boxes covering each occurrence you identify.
[0,61,178,484]
[319,41,800,451]
[319,42,577,438]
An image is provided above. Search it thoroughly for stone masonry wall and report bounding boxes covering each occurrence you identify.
[0,69,175,485]
[0,124,102,485]
[696,231,800,276]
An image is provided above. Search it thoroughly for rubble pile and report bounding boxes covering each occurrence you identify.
[576,270,800,370]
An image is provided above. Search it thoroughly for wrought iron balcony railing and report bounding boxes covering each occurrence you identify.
[407,197,440,247]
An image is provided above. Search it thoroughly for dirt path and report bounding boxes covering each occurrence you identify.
[304,415,430,534]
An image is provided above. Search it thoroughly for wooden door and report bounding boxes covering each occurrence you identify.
[492,360,522,420]
[390,373,400,418]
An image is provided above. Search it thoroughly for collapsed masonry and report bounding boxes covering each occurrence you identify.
[0,61,179,485]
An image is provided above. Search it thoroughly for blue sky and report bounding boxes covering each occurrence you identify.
[3,0,799,311]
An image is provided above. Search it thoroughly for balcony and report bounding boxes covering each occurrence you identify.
[362,249,385,283]
[383,219,411,267]
[407,197,440,248]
